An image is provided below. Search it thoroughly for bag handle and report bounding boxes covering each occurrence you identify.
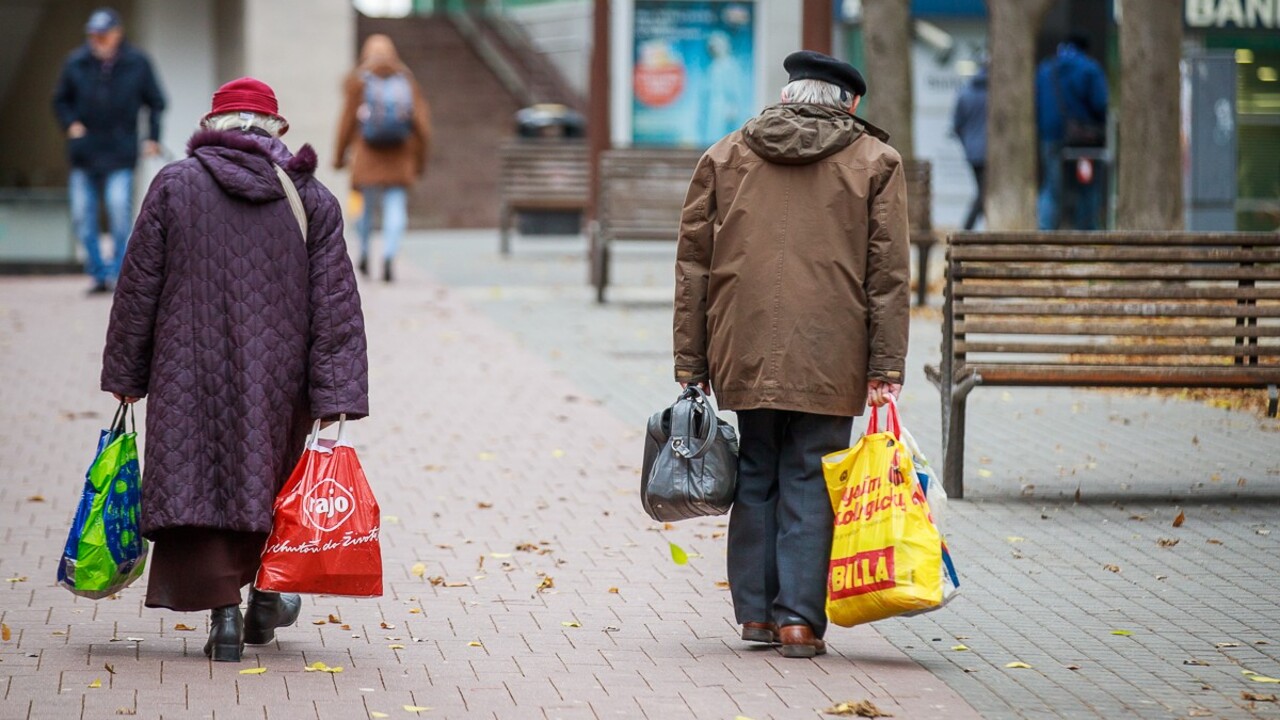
[670,385,718,460]
[866,397,902,439]
[273,164,308,242]
[306,414,349,450]
[108,401,136,438]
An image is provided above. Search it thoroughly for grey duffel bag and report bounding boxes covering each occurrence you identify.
[641,386,739,522]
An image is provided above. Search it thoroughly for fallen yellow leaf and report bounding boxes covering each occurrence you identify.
[607,587,620,594]
[382,515,400,525]
[403,706,432,713]
[1111,630,1133,636]
[561,621,581,628]
[328,614,342,624]
[822,699,893,717]
[388,644,406,650]
[312,619,327,625]
[536,576,555,592]
[467,641,483,647]
[88,679,102,688]
[1005,662,1033,669]
[952,645,969,651]
[669,542,689,565]
[714,581,730,590]
[1,623,10,641]
[408,608,422,614]
[173,623,196,631]
[1005,536,1025,543]
[239,667,267,675]
[977,469,993,478]
[1250,676,1280,684]
[411,563,426,578]
[370,713,390,719]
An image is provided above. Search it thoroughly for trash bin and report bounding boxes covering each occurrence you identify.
[514,104,586,236]
[515,104,585,139]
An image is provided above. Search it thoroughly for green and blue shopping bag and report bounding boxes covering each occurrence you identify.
[57,403,148,598]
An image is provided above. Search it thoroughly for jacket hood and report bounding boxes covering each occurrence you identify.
[187,129,317,203]
[742,104,891,165]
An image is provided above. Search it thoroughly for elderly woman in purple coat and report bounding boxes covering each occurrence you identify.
[101,78,369,662]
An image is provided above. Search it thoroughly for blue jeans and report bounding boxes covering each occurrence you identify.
[356,186,407,260]
[69,168,134,284]
[1038,141,1101,231]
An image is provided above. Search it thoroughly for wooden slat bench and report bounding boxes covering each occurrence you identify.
[590,151,938,304]
[590,148,704,303]
[924,231,1280,498]
[498,139,590,255]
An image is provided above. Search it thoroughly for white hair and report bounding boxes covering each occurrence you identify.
[780,79,852,110]
[201,111,287,138]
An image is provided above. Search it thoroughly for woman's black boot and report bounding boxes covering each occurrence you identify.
[203,605,244,662]
[243,589,302,645]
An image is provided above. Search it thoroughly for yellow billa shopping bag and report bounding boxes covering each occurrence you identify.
[823,401,943,626]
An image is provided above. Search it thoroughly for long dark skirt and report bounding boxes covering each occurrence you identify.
[145,527,268,611]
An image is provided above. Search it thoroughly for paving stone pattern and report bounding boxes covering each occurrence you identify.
[0,266,975,720]
[404,231,1280,720]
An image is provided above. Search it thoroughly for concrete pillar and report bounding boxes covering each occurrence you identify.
[242,0,355,192]
[132,0,216,182]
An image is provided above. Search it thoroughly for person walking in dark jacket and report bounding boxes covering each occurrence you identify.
[952,64,987,231]
[52,8,166,293]
[101,78,369,662]
[1034,34,1108,230]
[673,51,910,659]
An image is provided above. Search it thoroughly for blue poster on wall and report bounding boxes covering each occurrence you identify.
[633,1,756,147]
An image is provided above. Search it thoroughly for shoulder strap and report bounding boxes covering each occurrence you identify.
[273,164,308,242]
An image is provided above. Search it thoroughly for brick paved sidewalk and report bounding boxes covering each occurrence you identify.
[0,273,980,720]
[406,230,1280,720]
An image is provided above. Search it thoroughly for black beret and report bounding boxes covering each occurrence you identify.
[784,50,867,98]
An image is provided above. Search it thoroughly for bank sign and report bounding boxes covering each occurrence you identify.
[1187,0,1280,30]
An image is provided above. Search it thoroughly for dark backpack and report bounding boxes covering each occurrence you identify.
[359,71,413,147]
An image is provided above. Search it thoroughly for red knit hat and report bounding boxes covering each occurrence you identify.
[203,77,290,135]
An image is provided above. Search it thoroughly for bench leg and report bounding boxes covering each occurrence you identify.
[595,242,611,304]
[1269,384,1278,418]
[940,373,979,500]
[499,204,513,256]
[915,242,932,306]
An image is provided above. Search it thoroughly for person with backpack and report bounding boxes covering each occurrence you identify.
[334,34,431,282]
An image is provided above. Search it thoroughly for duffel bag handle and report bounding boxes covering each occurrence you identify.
[671,386,718,461]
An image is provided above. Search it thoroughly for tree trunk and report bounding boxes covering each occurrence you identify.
[1116,0,1184,230]
[985,0,1055,230]
[861,0,913,160]
[802,0,833,55]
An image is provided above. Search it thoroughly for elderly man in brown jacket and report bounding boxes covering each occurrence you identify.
[672,51,910,658]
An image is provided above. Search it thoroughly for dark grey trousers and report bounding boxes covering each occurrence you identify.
[727,409,853,638]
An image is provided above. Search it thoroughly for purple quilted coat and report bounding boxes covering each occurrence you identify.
[101,129,369,538]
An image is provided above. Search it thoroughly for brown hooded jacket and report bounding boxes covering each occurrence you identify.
[672,103,910,417]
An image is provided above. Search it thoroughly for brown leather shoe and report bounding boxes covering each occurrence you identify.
[779,624,826,658]
[741,622,779,644]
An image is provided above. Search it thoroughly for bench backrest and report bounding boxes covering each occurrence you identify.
[904,160,932,241]
[943,231,1280,386]
[499,140,590,203]
[597,148,704,242]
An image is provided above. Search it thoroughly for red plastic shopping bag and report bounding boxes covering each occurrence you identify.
[255,417,383,597]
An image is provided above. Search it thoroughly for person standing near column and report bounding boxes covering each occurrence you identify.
[672,51,911,659]
[334,34,431,283]
[53,7,166,294]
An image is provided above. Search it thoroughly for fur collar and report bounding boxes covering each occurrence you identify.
[186,129,317,174]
